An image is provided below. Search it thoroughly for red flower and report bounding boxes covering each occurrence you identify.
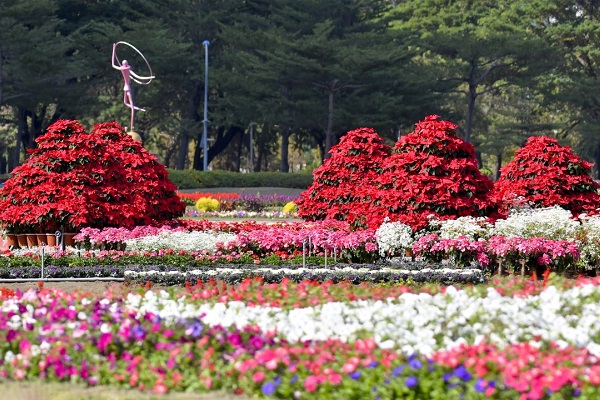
[491,136,600,216]
[0,120,185,232]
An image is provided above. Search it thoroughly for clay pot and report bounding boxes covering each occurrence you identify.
[6,234,18,248]
[16,234,28,248]
[46,233,57,247]
[63,233,77,247]
[36,233,47,246]
[26,234,38,248]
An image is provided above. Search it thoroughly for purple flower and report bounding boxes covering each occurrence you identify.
[350,371,361,380]
[454,365,472,382]
[185,320,203,339]
[408,357,422,370]
[262,381,276,395]
[405,376,418,388]
[131,325,146,341]
[392,365,405,377]
[474,378,486,393]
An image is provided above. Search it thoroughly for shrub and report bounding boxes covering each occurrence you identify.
[167,169,205,189]
[296,127,391,229]
[491,136,600,216]
[378,115,495,231]
[0,120,185,232]
[167,169,313,189]
[195,197,220,212]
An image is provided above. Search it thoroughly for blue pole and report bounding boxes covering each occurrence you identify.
[202,40,210,171]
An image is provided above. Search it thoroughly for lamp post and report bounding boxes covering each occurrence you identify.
[202,40,210,171]
[248,122,256,172]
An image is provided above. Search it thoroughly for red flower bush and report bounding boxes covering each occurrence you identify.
[296,127,391,229]
[491,136,600,216]
[0,120,186,232]
[378,115,495,230]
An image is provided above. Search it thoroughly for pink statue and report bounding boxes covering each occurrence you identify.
[112,42,154,131]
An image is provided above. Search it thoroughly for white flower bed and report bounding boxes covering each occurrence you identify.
[124,284,600,357]
[124,231,237,252]
[491,206,580,240]
[434,216,491,240]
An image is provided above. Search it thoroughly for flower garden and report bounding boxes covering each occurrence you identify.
[1,116,600,398]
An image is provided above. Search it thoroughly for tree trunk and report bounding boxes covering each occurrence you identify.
[194,125,243,169]
[163,139,177,168]
[235,131,242,172]
[495,152,502,181]
[176,134,189,170]
[280,126,290,172]
[324,89,336,158]
[255,124,267,172]
[594,146,600,180]
[464,84,477,144]
[192,130,203,170]
[13,108,28,168]
[0,49,3,105]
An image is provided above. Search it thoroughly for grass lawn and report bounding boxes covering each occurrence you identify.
[2,381,250,400]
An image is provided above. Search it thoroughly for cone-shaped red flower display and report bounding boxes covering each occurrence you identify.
[0,120,185,232]
[491,136,600,216]
[378,115,495,230]
[296,127,391,229]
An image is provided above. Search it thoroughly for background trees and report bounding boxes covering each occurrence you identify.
[1,0,598,178]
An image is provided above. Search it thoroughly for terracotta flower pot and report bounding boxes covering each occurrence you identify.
[26,234,38,248]
[63,233,77,247]
[36,233,47,246]
[17,234,28,248]
[6,234,18,248]
[46,233,57,247]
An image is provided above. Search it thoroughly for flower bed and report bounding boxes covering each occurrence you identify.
[124,264,484,285]
[1,279,600,398]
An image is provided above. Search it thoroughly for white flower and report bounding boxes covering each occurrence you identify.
[125,230,237,252]
[491,206,579,240]
[436,216,491,240]
[375,221,414,257]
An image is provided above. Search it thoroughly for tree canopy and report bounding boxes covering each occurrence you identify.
[0,0,598,178]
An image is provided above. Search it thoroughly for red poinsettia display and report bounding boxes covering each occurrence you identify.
[378,115,495,230]
[0,120,186,232]
[491,136,600,216]
[296,127,391,229]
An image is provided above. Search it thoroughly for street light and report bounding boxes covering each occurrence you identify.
[248,122,256,172]
[202,40,210,171]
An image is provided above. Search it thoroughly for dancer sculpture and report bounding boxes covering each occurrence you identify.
[111,42,154,132]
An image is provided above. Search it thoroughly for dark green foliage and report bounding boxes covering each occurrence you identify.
[167,169,313,189]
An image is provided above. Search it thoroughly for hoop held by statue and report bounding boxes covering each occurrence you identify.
[113,41,154,85]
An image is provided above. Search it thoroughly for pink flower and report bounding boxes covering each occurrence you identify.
[153,380,168,394]
[305,375,319,392]
[252,371,265,383]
